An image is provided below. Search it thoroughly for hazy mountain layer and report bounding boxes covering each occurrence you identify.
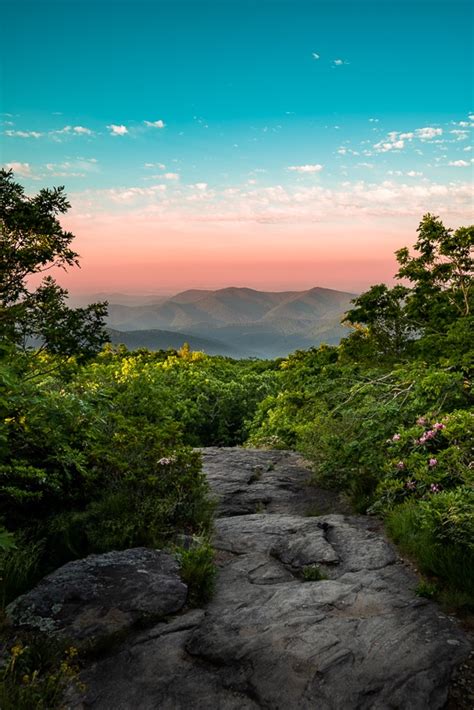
[105,286,355,358]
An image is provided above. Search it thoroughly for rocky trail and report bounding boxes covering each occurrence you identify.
[8,448,472,708]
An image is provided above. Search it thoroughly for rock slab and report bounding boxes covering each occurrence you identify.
[11,448,471,708]
[7,548,187,651]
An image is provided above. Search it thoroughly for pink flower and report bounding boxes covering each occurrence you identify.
[396,461,405,469]
[429,458,438,467]
[416,417,428,426]
[430,483,441,493]
[406,480,416,490]
[392,434,401,441]
[433,422,445,431]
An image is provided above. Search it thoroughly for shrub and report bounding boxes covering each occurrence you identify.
[177,541,217,606]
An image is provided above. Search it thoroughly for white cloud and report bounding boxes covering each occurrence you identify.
[163,172,180,180]
[107,185,168,202]
[72,177,473,224]
[469,114,474,121]
[415,127,442,140]
[144,162,166,169]
[45,158,99,177]
[450,129,469,140]
[337,146,359,156]
[73,125,93,135]
[333,59,344,65]
[144,119,165,128]
[374,139,405,153]
[4,130,42,138]
[4,161,32,177]
[448,160,470,167]
[107,124,128,136]
[194,182,208,190]
[406,170,423,177]
[373,126,443,154]
[368,118,379,123]
[312,52,320,60]
[287,164,323,173]
[464,146,472,152]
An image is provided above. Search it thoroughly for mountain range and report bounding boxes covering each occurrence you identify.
[105,286,356,358]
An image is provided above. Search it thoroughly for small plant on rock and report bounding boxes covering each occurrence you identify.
[302,565,327,581]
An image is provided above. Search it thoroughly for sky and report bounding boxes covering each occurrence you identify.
[1,0,473,295]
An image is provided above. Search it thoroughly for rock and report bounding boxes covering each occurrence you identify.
[7,548,187,652]
[70,450,471,708]
[15,448,471,709]
[201,446,348,517]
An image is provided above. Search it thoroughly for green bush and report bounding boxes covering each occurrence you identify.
[386,496,474,598]
[177,541,217,606]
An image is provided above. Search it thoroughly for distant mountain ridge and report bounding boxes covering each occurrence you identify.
[106,286,356,358]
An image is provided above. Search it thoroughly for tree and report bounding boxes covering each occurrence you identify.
[0,169,108,358]
[395,213,473,332]
[342,214,473,363]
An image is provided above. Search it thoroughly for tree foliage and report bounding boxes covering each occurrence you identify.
[0,169,107,357]
[343,214,473,363]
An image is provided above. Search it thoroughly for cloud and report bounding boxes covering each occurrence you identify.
[106,185,168,202]
[193,182,208,190]
[107,124,128,136]
[450,129,469,140]
[73,125,93,135]
[415,127,442,140]
[4,161,32,177]
[372,125,443,154]
[373,139,405,153]
[287,164,323,173]
[45,158,99,176]
[74,178,473,224]
[4,130,42,138]
[144,119,165,128]
[406,170,423,177]
[337,146,359,156]
[144,162,166,169]
[312,52,320,60]
[448,160,470,167]
[368,118,379,123]
[333,59,344,65]
[163,172,180,180]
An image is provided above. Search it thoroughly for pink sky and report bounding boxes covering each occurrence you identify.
[36,214,411,296]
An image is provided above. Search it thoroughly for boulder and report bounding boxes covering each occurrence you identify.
[7,548,187,652]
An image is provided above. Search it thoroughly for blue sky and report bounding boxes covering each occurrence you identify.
[1,0,473,292]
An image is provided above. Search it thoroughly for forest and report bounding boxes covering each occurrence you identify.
[0,170,472,705]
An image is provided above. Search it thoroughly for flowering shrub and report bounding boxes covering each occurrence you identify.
[373,410,473,512]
